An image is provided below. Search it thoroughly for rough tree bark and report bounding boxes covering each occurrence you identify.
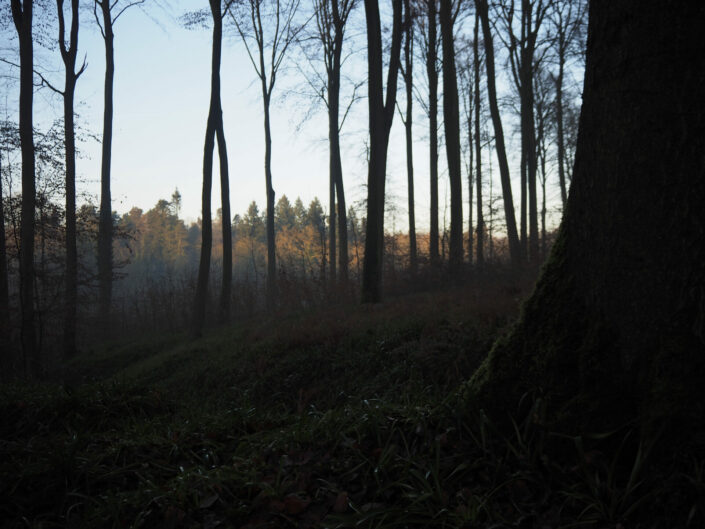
[439,0,463,270]
[361,0,402,303]
[476,0,520,267]
[11,0,38,375]
[469,0,705,432]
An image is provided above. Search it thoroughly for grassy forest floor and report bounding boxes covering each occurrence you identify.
[1,272,703,528]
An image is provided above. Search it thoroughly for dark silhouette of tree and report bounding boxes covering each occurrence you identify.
[361,0,403,303]
[11,0,38,375]
[548,0,585,209]
[439,0,463,270]
[399,0,417,273]
[0,146,8,349]
[94,0,144,337]
[231,0,303,309]
[470,0,705,433]
[473,9,484,267]
[496,0,549,265]
[307,0,357,286]
[193,0,233,336]
[476,0,520,267]
[416,0,440,265]
[56,0,86,357]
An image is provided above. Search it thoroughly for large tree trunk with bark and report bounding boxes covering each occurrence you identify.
[361,0,402,303]
[12,0,38,375]
[476,0,520,267]
[469,0,705,433]
[97,0,114,338]
[440,0,463,271]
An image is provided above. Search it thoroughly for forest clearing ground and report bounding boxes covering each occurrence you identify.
[1,270,701,528]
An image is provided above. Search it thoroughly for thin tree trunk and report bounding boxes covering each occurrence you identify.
[440,0,463,271]
[403,0,417,273]
[556,43,567,208]
[476,0,521,267]
[361,0,402,303]
[329,150,336,283]
[12,0,37,376]
[216,118,231,322]
[262,95,277,308]
[0,147,9,347]
[426,0,439,265]
[97,0,114,337]
[474,10,484,268]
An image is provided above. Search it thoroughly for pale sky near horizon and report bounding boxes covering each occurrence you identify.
[1,0,568,233]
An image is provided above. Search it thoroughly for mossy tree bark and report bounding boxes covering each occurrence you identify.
[469,0,705,431]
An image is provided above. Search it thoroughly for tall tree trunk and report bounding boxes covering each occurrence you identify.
[466,88,473,264]
[555,43,567,208]
[328,74,348,284]
[0,146,9,350]
[361,0,402,303]
[97,0,114,337]
[522,0,539,265]
[476,0,520,267]
[58,0,82,357]
[473,10,484,268]
[426,0,440,265]
[329,150,336,283]
[440,0,463,270]
[12,0,37,375]
[193,0,223,336]
[216,118,231,322]
[469,0,705,434]
[262,94,277,308]
[324,0,349,286]
[403,0,417,274]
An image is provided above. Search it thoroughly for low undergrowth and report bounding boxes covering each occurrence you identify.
[1,285,703,528]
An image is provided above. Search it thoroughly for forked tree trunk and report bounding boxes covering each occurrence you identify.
[58,0,82,357]
[12,0,38,375]
[469,0,705,432]
[361,0,402,303]
[193,0,224,336]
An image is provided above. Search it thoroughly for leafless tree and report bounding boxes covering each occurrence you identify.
[361,0,402,302]
[230,0,304,308]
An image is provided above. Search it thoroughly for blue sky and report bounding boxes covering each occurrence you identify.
[1,0,570,233]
